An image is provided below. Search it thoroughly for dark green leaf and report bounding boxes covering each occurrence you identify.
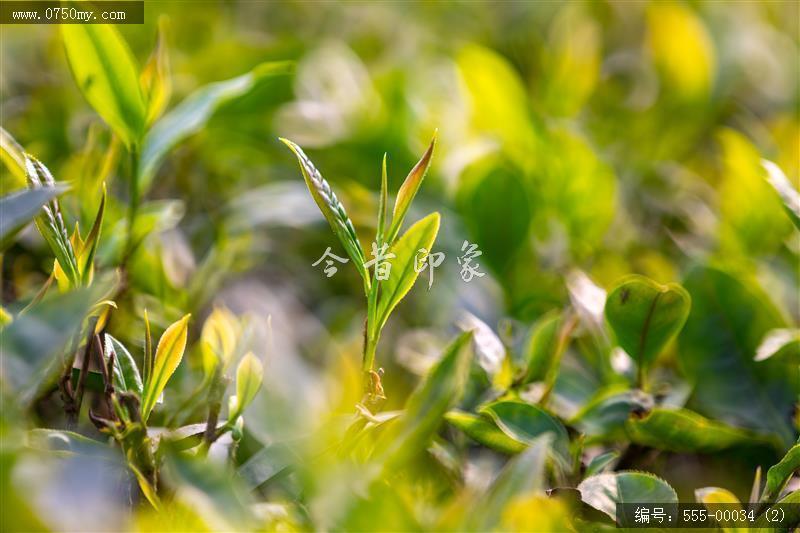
[0,186,67,249]
[760,445,800,503]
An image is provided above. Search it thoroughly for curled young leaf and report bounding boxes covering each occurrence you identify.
[280,138,368,288]
[231,352,263,420]
[385,134,436,244]
[201,306,238,379]
[142,314,191,422]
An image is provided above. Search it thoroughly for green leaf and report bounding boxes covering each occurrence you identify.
[444,410,526,454]
[200,306,239,379]
[385,135,435,244]
[519,310,562,385]
[761,444,800,503]
[376,153,388,244]
[0,186,67,249]
[24,156,80,287]
[141,61,291,192]
[140,16,172,126]
[78,183,106,284]
[605,275,690,381]
[105,334,143,397]
[231,352,263,420]
[467,435,551,530]
[62,20,146,147]
[26,428,110,456]
[141,314,190,421]
[584,451,619,478]
[570,387,654,441]
[280,138,368,287]
[0,127,27,185]
[755,329,800,365]
[239,442,298,490]
[373,331,473,468]
[626,407,775,453]
[578,471,678,521]
[375,212,440,330]
[479,400,571,467]
[679,266,796,447]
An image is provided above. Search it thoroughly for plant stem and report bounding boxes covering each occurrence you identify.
[123,147,140,264]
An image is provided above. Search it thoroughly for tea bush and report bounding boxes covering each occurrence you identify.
[1,2,798,531]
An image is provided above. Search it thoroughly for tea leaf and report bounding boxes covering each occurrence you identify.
[604,275,690,382]
[375,212,439,330]
[570,388,654,441]
[27,428,110,456]
[760,444,800,503]
[584,451,619,478]
[200,307,238,379]
[385,135,435,244]
[754,329,800,365]
[25,156,80,287]
[62,21,146,147]
[679,266,796,447]
[468,435,551,530]
[376,153,388,244]
[231,352,263,419]
[578,471,678,521]
[140,16,172,126]
[479,400,571,467]
[696,487,740,505]
[280,138,368,287]
[762,160,800,230]
[0,127,27,185]
[444,410,526,454]
[141,61,291,192]
[373,331,473,467]
[0,186,67,249]
[105,334,143,397]
[626,407,774,453]
[78,183,106,285]
[142,314,191,421]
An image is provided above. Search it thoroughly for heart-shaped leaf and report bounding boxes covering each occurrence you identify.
[375,212,440,330]
[578,471,678,521]
[605,275,690,381]
[62,20,146,147]
[142,314,190,421]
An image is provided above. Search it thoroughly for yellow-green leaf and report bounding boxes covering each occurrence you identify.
[385,135,435,244]
[231,352,263,419]
[142,314,190,421]
[62,20,146,147]
[376,212,440,330]
[200,306,238,379]
[140,16,172,126]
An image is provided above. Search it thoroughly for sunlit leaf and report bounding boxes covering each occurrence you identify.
[141,61,291,191]
[140,16,172,126]
[375,212,440,330]
[696,488,747,533]
[376,153,388,244]
[231,352,263,420]
[200,306,238,379]
[762,160,800,229]
[0,126,27,185]
[142,314,191,421]
[62,20,146,147]
[604,275,691,383]
[385,135,435,244]
[578,471,678,521]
